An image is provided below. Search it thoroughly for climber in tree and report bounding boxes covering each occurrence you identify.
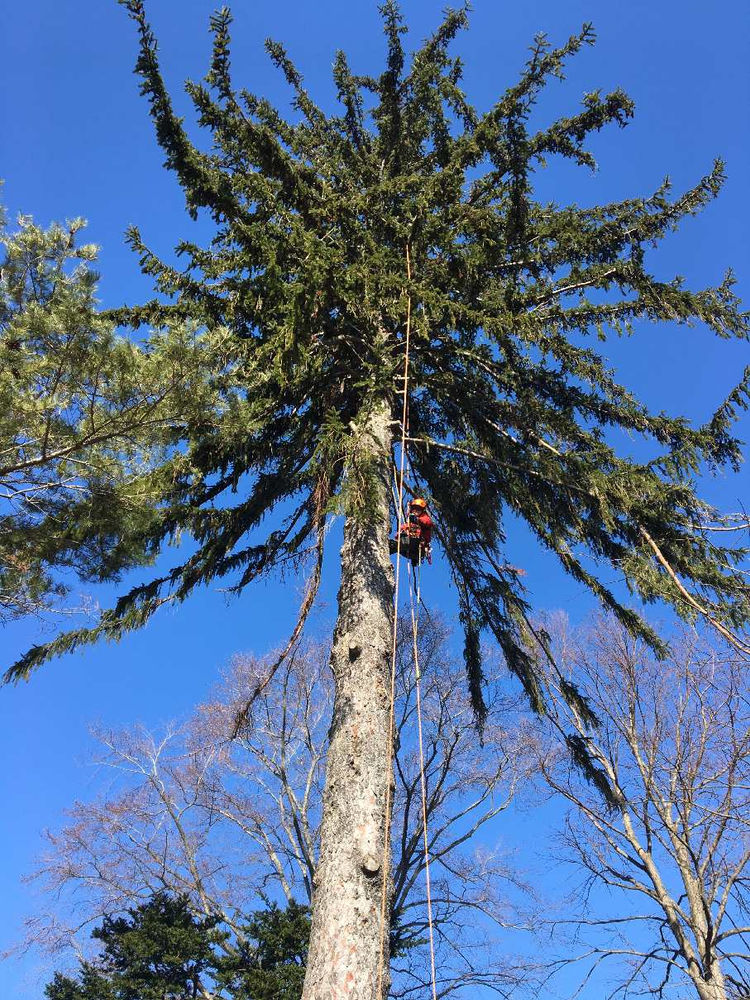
[390,498,432,567]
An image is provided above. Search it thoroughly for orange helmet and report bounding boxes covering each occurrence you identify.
[410,497,428,510]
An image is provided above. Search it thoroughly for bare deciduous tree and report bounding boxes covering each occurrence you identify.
[22,616,531,997]
[533,616,750,1000]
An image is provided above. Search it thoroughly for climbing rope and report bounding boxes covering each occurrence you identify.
[407,551,439,1000]
[376,244,412,999]
[377,245,439,1000]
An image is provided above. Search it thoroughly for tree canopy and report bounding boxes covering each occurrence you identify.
[44,893,226,1000]
[44,893,310,1000]
[530,616,750,1000]
[6,1,749,720]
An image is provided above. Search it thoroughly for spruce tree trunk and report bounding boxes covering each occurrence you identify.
[302,399,395,1000]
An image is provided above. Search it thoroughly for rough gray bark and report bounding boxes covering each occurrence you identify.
[302,399,396,1000]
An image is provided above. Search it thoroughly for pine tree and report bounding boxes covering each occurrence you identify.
[44,893,225,1000]
[0,207,209,621]
[9,4,750,997]
[44,894,310,1000]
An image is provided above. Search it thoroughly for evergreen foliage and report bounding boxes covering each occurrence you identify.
[218,902,310,1000]
[7,3,749,718]
[0,207,209,622]
[44,893,226,1000]
[44,893,310,1000]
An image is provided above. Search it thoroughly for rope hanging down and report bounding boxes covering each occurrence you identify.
[377,246,438,1000]
[407,552,439,999]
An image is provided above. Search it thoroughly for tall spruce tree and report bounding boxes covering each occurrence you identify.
[7,3,750,997]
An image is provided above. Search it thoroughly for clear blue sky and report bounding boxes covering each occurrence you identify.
[1,1,748,996]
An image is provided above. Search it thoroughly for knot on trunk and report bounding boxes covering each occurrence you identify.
[361,854,381,877]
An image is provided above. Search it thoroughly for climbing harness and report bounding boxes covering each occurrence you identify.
[391,499,433,566]
[377,245,438,1000]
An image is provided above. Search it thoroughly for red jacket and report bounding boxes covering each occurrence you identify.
[400,510,432,546]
